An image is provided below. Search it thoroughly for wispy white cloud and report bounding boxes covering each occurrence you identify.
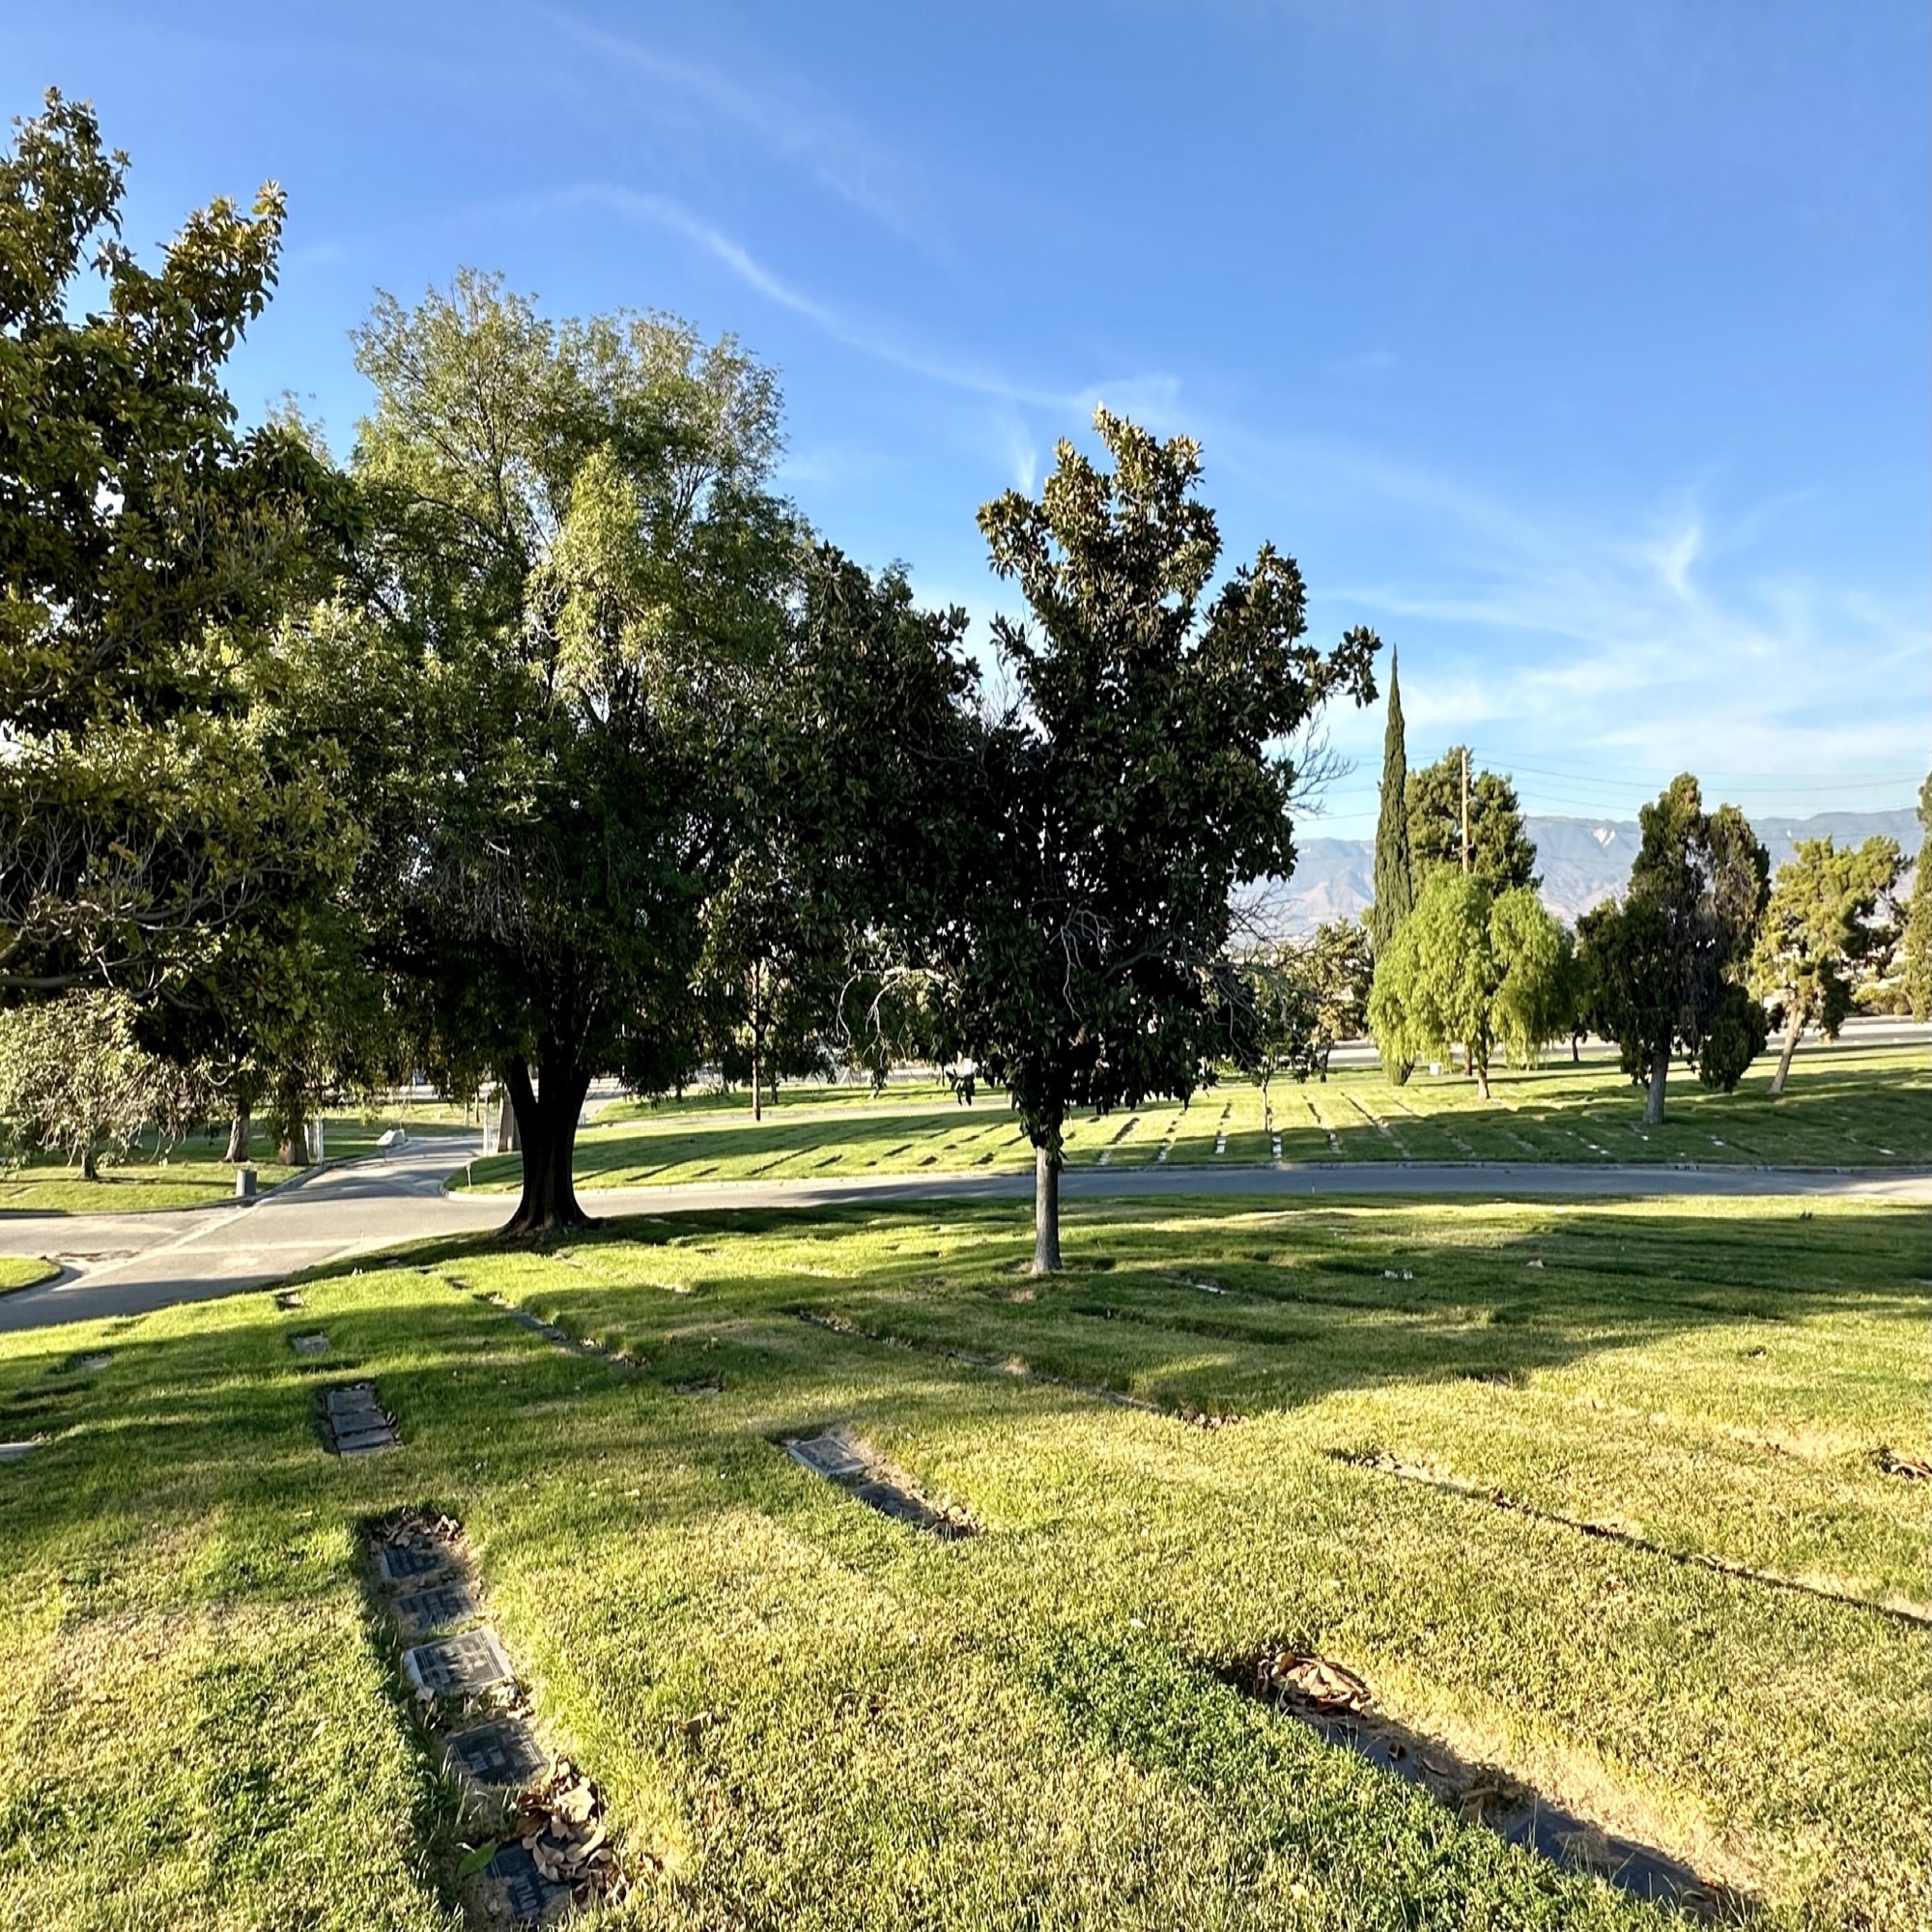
[531,6,944,255]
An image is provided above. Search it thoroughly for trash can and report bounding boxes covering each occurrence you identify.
[236,1167,258,1203]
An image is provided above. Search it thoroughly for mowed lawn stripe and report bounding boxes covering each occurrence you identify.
[1,1194,1923,1928]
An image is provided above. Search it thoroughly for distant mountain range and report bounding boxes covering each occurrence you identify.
[1269,809,1922,931]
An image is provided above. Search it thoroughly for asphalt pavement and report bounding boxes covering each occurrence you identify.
[2,1129,1927,1335]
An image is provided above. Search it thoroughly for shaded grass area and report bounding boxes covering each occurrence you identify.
[455,1046,1932,1195]
[0,1112,474,1216]
[0,1194,1925,1928]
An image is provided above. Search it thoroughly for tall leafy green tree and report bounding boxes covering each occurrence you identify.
[1406,749,1539,894]
[1576,774,1770,1123]
[1751,836,1902,1094]
[1366,651,1415,1081]
[0,91,357,1001]
[1902,773,1932,1022]
[352,277,793,1233]
[937,410,1379,1271]
[354,278,968,1232]
[1367,871,1566,1099]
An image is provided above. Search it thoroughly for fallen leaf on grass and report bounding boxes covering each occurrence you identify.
[455,1840,498,1879]
[1252,1652,1375,1717]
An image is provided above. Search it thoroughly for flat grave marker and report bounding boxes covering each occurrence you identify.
[320,1381,399,1456]
[784,1431,975,1538]
[377,1538,451,1583]
[404,1627,514,1699]
[785,1434,868,1481]
[445,1717,548,1789]
[392,1578,481,1636]
[0,1441,37,1463]
[481,1842,569,1925]
[291,1332,330,1357]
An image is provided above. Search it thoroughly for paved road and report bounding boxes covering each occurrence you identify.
[2,1135,1927,1335]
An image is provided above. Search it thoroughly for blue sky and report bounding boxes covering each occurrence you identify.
[9,1,1926,833]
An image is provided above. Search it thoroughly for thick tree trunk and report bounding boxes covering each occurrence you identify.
[82,1147,99,1180]
[1032,1145,1063,1274]
[500,1051,595,1238]
[277,1111,311,1168]
[1644,1046,1670,1125]
[1571,1033,1581,1065]
[1769,1007,1803,1096]
[224,1107,251,1164]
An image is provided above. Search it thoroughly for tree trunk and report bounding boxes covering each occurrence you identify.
[1261,1072,1273,1135]
[1768,1006,1803,1096]
[1571,1033,1581,1065]
[1474,1056,1492,1102]
[277,1110,311,1168]
[1032,1144,1063,1275]
[1644,1047,1669,1125]
[500,1050,596,1238]
[493,1084,521,1153]
[224,1107,251,1164]
[82,1147,99,1180]
[751,960,764,1123]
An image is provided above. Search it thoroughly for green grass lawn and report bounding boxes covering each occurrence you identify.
[454,1044,1932,1196]
[0,1109,476,1216]
[0,1192,1923,1928]
[0,1256,57,1296]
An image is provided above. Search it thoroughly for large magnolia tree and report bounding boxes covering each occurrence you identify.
[0,92,358,1006]
[931,410,1379,1271]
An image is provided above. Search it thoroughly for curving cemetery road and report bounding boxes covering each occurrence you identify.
[1,1135,1927,1334]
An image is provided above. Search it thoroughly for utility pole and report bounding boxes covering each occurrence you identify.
[1461,746,1471,875]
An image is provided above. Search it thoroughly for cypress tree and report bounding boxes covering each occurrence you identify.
[1368,652,1416,1082]
[1368,652,1414,955]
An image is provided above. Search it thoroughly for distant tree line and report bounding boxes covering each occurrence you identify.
[1361,649,1911,1122]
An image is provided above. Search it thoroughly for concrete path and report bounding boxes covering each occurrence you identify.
[1,1133,1927,1335]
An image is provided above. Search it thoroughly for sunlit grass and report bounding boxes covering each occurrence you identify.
[452,1045,1932,1195]
[0,1193,1923,1928]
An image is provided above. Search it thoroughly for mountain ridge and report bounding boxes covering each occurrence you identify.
[1270,809,1920,931]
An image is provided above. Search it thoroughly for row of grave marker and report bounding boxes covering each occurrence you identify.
[286,1267,1757,1916]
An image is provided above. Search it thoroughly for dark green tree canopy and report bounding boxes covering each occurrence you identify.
[1406,748,1539,894]
[0,91,358,997]
[351,275,796,1231]
[1577,773,1770,1122]
[1367,650,1414,958]
[937,409,1379,1268]
[353,275,971,1233]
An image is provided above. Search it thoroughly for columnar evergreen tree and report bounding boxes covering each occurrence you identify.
[934,410,1379,1271]
[1903,773,1932,1022]
[1366,651,1415,1080]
